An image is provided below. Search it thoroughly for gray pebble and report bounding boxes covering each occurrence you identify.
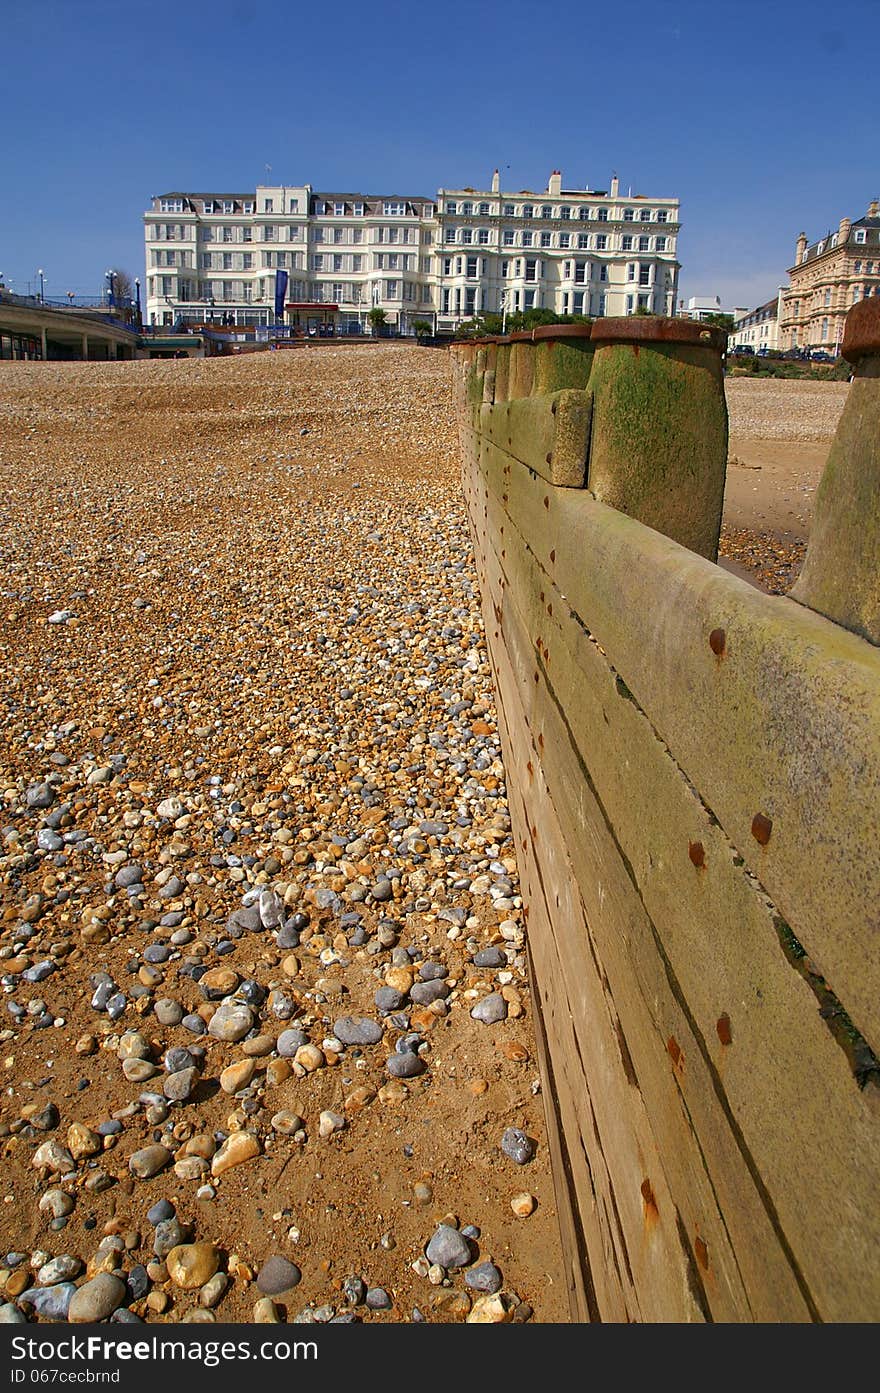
[153,1218,185,1257]
[333,1016,383,1047]
[375,987,405,1014]
[276,1029,308,1057]
[163,1068,198,1102]
[0,1303,26,1323]
[501,1127,535,1164]
[342,1275,366,1306]
[26,783,56,810]
[181,1013,207,1035]
[471,993,507,1024]
[472,947,507,968]
[365,1287,392,1310]
[410,979,448,1005]
[18,1283,76,1320]
[386,1053,425,1078]
[425,1224,472,1269]
[256,1256,302,1295]
[208,1001,254,1042]
[154,998,183,1026]
[129,1144,171,1179]
[68,1273,127,1323]
[115,865,143,888]
[37,1255,83,1285]
[147,1199,175,1225]
[465,1261,502,1293]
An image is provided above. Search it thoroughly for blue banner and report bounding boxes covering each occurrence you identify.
[274,269,288,319]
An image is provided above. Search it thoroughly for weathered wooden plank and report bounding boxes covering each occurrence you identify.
[475,434,880,1058]
[472,463,880,1319]
[478,391,591,487]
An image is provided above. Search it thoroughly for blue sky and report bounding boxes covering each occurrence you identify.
[3,0,878,310]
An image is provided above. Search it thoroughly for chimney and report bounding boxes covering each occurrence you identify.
[839,215,852,241]
[796,231,807,261]
[491,169,499,193]
[869,198,879,218]
[610,173,619,199]
[548,170,562,198]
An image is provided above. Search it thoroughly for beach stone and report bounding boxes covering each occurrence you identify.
[18,1283,76,1321]
[129,1145,172,1179]
[211,1131,261,1176]
[27,783,56,810]
[208,1001,254,1042]
[166,1242,220,1290]
[425,1224,472,1269]
[256,1256,302,1296]
[157,797,184,820]
[37,1255,83,1285]
[333,1016,382,1047]
[410,979,449,1005]
[147,1199,175,1225]
[122,1058,159,1083]
[511,1192,537,1217]
[386,1052,424,1078]
[366,1287,392,1309]
[375,987,405,1014]
[471,993,507,1024]
[68,1273,127,1323]
[465,1261,503,1293]
[277,1030,308,1057]
[467,1293,513,1323]
[32,1141,74,1173]
[163,1067,199,1102]
[67,1123,102,1159]
[155,998,184,1026]
[253,1297,282,1322]
[501,1127,535,1164]
[473,947,507,968]
[0,1303,26,1323]
[220,1059,256,1094]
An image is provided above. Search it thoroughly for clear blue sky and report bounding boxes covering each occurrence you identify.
[3,0,878,309]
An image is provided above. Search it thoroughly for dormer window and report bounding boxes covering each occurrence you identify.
[855,229,867,244]
[264,198,274,213]
[202,201,214,214]
[384,201,405,215]
[243,201,254,214]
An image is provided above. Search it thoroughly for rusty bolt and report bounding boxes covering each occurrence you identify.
[709,627,726,656]
[688,841,705,868]
[716,1014,732,1047]
[751,813,773,846]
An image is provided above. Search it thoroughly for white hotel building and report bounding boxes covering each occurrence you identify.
[144,171,680,334]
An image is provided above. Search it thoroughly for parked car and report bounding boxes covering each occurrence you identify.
[810,350,834,362]
[756,346,770,356]
[781,348,808,360]
[731,345,755,356]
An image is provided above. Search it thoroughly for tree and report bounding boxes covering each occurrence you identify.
[108,268,134,304]
[701,312,736,333]
[367,306,387,335]
[411,318,433,342]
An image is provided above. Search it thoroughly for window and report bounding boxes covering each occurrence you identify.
[334,202,344,216]
[525,258,537,282]
[640,209,651,222]
[222,253,233,270]
[478,228,489,244]
[443,258,452,275]
[824,288,831,306]
[623,208,634,221]
[503,203,515,216]
[264,199,274,213]
[560,207,570,220]
[541,231,552,247]
[461,228,473,244]
[352,255,362,272]
[222,227,233,242]
[200,253,211,269]
[598,293,606,315]
[599,265,608,282]
[501,260,509,278]
[384,201,405,215]
[597,208,608,221]
[442,288,451,314]
[523,204,533,219]
[313,254,324,270]
[639,236,650,252]
[627,263,636,282]
[352,228,363,244]
[445,227,456,243]
[223,200,234,214]
[465,287,477,314]
[243,253,252,270]
[595,234,607,250]
[446,201,457,214]
[333,255,344,271]
[573,292,584,314]
[334,228,344,243]
[563,260,572,279]
[626,295,634,313]
[354,203,364,216]
[821,317,829,338]
[560,232,570,248]
[243,201,254,214]
[160,198,183,213]
[855,229,867,243]
[622,235,633,250]
[466,256,478,278]
[243,227,252,242]
[577,233,589,249]
[522,231,533,246]
[868,261,875,273]
[161,276,173,296]
[524,290,535,309]
[639,264,651,286]
[462,201,473,215]
[574,261,586,284]
[263,225,275,241]
[638,293,650,309]
[503,229,515,245]
[479,202,489,215]
[542,205,552,219]
[386,279,399,297]
[657,210,668,223]
[656,236,667,252]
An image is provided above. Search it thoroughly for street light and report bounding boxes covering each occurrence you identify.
[105,269,116,309]
[37,269,44,302]
[500,289,509,335]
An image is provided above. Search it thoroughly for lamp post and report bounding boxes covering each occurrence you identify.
[105,269,115,309]
[37,269,45,303]
[500,289,509,335]
[134,277,142,328]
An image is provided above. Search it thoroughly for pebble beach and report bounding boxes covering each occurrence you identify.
[0,345,568,1325]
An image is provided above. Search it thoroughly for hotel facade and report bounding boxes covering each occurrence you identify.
[143,171,680,334]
